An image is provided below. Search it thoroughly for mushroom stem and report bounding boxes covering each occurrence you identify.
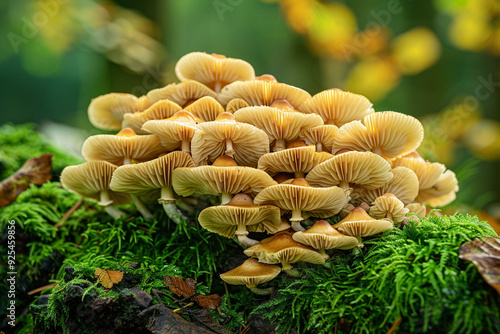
[372,147,382,156]
[387,212,393,222]
[123,157,131,165]
[221,193,233,205]
[283,268,301,277]
[104,206,125,219]
[237,235,259,247]
[249,286,275,295]
[339,181,350,190]
[160,187,176,204]
[294,172,305,178]
[355,235,364,248]
[131,195,153,219]
[316,142,323,152]
[181,140,191,153]
[318,248,329,260]
[99,190,113,206]
[225,138,234,157]
[214,81,222,94]
[162,203,187,224]
[290,210,305,231]
[273,139,286,152]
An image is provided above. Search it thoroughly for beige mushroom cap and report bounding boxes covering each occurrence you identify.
[220,258,281,288]
[88,93,153,131]
[297,89,374,127]
[306,151,393,190]
[122,100,182,134]
[226,98,251,113]
[198,194,281,238]
[332,112,424,159]
[253,178,347,221]
[244,231,325,269]
[141,111,201,152]
[299,125,339,152]
[175,52,255,93]
[184,96,226,121]
[257,145,334,177]
[172,156,277,201]
[333,207,393,238]
[147,80,217,107]
[60,161,130,206]
[358,166,419,205]
[292,220,358,251]
[218,80,311,108]
[109,151,195,203]
[191,113,270,167]
[405,203,427,217]
[370,193,409,223]
[81,128,165,165]
[234,106,323,151]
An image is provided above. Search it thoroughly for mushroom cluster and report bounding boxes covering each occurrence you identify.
[61,52,459,292]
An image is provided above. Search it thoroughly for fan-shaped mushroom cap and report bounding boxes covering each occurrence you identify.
[292,220,358,256]
[175,52,255,93]
[141,111,201,153]
[147,80,217,107]
[332,112,424,159]
[88,93,153,131]
[306,151,393,190]
[81,128,165,165]
[226,98,250,113]
[109,152,194,204]
[218,80,311,108]
[258,145,334,178]
[191,113,270,167]
[358,166,419,205]
[234,106,323,151]
[61,161,130,206]
[244,231,325,270]
[405,203,427,217]
[369,193,409,223]
[298,89,374,127]
[172,155,277,204]
[299,125,339,152]
[184,96,225,121]
[391,157,458,207]
[333,207,393,240]
[253,178,347,225]
[122,100,182,134]
[220,258,281,288]
[198,193,281,239]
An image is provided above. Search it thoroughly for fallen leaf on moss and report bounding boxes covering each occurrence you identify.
[459,237,500,295]
[94,268,124,288]
[0,153,52,207]
[164,276,222,310]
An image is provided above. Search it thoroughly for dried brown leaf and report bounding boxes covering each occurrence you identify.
[164,276,222,310]
[94,268,124,288]
[0,153,53,207]
[459,237,500,295]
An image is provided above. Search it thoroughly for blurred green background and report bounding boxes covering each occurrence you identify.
[0,0,499,220]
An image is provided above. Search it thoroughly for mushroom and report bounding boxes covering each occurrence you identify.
[257,143,334,178]
[141,111,202,153]
[298,89,374,127]
[332,111,424,159]
[244,231,325,273]
[88,93,153,131]
[218,80,311,108]
[255,74,278,82]
[190,112,270,167]
[292,220,358,259]
[299,125,339,152]
[254,178,347,231]
[226,98,250,113]
[109,152,195,224]
[405,203,427,217]
[184,96,226,121]
[60,161,130,219]
[122,99,182,134]
[175,52,255,93]
[220,258,281,295]
[369,193,409,224]
[234,106,323,151]
[172,155,277,204]
[147,80,217,108]
[333,207,393,247]
[198,193,281,246]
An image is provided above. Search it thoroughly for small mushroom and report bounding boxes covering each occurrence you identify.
[184,96,226,121]
[292,220,358,259]
[147,80,217,108]
[299,125,339,152]
[226,98,251,113]
[60,161,130,219]
[405,203,427,217]
[369,193,409,224]
[122,99,182,134]
[220,258,281,295]
[198,193,281,246]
